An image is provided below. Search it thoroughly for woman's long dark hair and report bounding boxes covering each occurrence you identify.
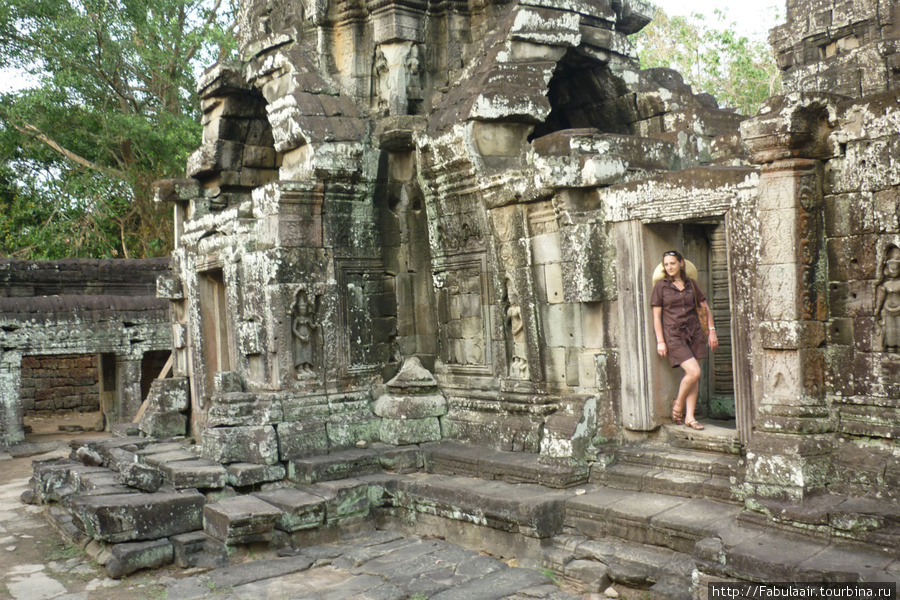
[662,250,688,282]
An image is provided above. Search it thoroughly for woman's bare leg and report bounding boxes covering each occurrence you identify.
[675,358,701,423]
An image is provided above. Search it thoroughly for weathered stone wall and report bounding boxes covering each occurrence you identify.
[20,355,100,413]
[770,0,900,97]
[0,258,169,297]
[0,259,172,446]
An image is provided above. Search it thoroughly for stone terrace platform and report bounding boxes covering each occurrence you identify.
[24,438,900,599]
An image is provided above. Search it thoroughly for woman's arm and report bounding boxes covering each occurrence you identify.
[653,305,667,357]
[701,301,719,351]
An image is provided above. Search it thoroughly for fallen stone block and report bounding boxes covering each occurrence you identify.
[106,538,174,579]
[146,377,190,412]
[139,410,188,437]
[564,559,611,593]
[286,448,381,484]
[226,462,287,487]
[75,446,104,467]
[253,488,326,532]
[171,531,229,569]
[68,490,205,543]
[204,495,283,545]
[142,449,198,467]
[31,458,84,503]
[118,460,163,493]
[159,459,228,489]
[201,425,279,465]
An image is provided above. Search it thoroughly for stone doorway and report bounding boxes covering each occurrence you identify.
[616,216,746,448]
[198,269,232,399]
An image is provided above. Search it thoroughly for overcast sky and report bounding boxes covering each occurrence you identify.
[649,0,784,40]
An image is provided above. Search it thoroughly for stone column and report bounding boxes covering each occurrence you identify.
[0,350,25,445]
[741,94,838,502]
[114,356,144,425]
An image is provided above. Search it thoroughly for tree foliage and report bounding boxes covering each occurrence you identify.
[0,0,236,259]
[634,8,782,117]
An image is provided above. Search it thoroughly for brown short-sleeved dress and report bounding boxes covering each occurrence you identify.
[651,278,708,368]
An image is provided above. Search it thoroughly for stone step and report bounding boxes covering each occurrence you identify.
[737,494,900,559]
[612,445,743,478]
[426,442,589,488]
[545,533,694,598]
[594,445,744,504]
[661,422,743,454]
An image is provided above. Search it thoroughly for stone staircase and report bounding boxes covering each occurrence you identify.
[26,436,900,597]
[593,441,745,504]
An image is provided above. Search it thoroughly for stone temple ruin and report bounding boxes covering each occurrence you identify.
[8,0,900,594]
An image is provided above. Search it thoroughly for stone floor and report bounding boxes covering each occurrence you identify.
[0,442,606,600]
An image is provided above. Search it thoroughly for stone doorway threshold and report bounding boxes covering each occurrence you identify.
[660,418,741,455]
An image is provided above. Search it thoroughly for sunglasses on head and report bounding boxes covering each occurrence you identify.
[664,251,680,257]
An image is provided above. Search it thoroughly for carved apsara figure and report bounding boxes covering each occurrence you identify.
[504,275,528,378]
[875,245,900,352]
[291,290,318,375]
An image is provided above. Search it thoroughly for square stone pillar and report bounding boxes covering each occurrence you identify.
[115,356,144,425]
[741,94,841,502]
[0,351,25,445]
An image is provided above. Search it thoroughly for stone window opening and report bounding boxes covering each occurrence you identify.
[528,49,634,142]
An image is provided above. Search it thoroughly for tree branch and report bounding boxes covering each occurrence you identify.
[6,119,126,179]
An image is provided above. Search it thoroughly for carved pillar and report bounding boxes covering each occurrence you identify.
[741,94,838,502]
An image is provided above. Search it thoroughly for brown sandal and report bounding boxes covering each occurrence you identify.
[671,399,684,425]
[685,420,704,430]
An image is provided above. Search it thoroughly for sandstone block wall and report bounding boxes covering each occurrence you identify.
[20,355,100,413]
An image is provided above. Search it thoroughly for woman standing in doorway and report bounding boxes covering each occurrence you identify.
[651,250,718,430]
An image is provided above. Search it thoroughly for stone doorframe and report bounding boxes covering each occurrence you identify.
[615,208,754,446]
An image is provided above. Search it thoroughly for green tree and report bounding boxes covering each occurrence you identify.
[634,8,781,117]
[0,0,236,259]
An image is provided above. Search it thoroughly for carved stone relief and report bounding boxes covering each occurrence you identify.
[875,244,900,352]
[291,289,320,377]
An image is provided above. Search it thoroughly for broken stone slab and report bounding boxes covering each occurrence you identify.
[105,538,175,579]
[253,488,326,532]
[203,495,283,545]
[118,460,164,493]
[298,478,372,523]
[286,447,381,484]
[68,489,205,543]
[201,425,279,465]
[171,531,229,569]
[226,462,287,487]
[159,459,228,489]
